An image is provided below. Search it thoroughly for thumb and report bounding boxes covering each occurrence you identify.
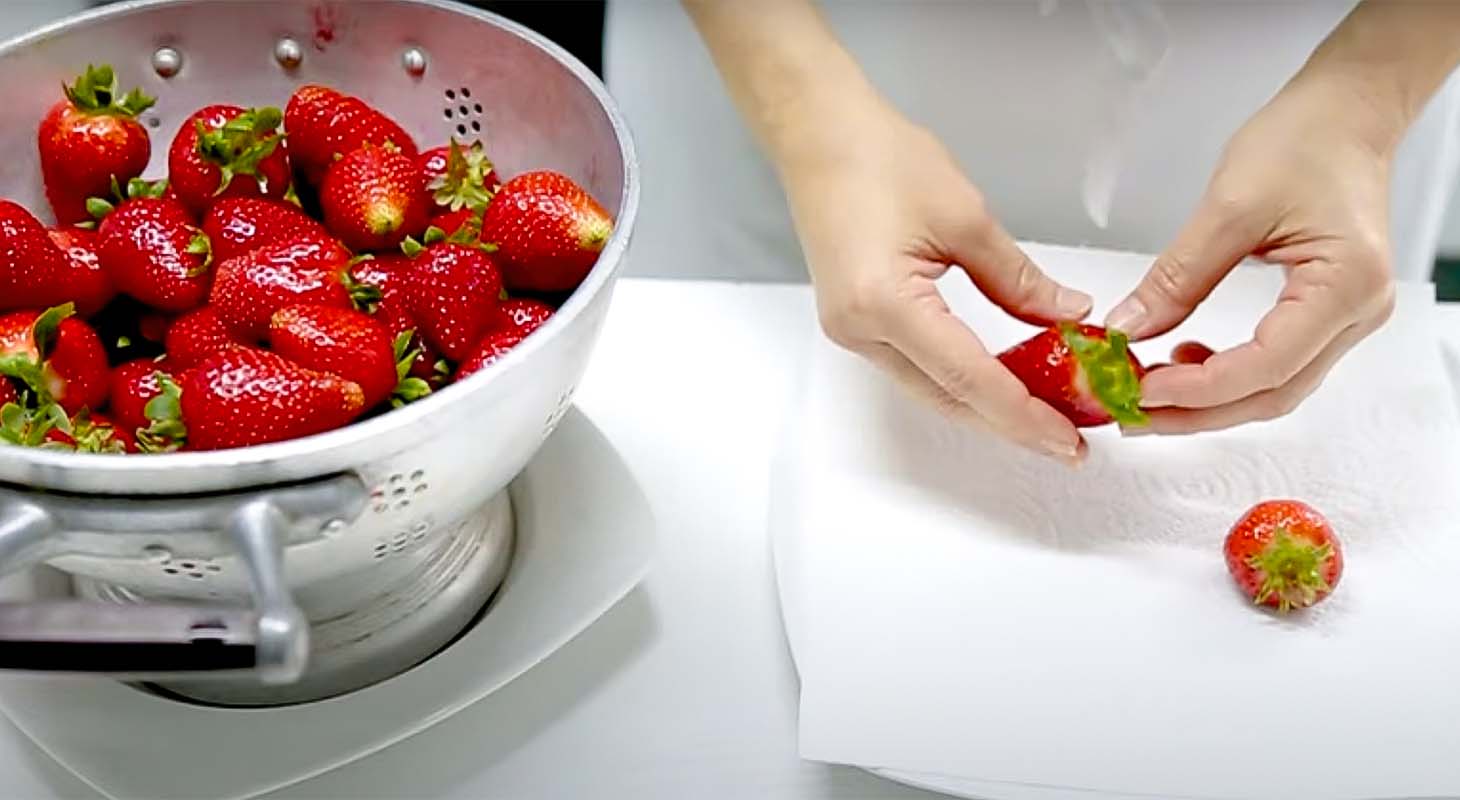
[1105,199,1264,340]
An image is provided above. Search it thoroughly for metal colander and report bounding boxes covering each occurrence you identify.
[0,0,637,705]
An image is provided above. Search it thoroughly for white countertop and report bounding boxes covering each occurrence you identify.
[2,278,1455,800]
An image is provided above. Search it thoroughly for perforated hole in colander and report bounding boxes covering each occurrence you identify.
[442,87,485,139]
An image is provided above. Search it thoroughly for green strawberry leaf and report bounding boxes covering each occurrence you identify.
[196,106,284,195]
[137,373,187,453]
[423,226,447,246]
[62,64,155,118]
[127,177,169,199]
[1060,323,1147,427]
[85,197,116,221]
[184,230,213,275]
[0,401,67,448]
[283,181,302,207]
[391,377,433,408]
[430,138,496,212]
[433,359,452,379]
[32,303,75,362]
[400,236,425,259]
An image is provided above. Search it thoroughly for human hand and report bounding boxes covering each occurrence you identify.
[780,99,1095,462]
[1104,78,1398,435]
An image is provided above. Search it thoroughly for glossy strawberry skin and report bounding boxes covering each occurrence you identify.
[47,227,115,318]
[0,201,79,313]
[109,358,178,436]
[494,298,554,338]
[456,330,524,381]
[96,197,214,313]
[202,198,331,264]
[37,101,151,226]
[0,309,110,415]
[350,255,445,384]
[405,243,505,362]
[285,86,417,186]
[269,305,399,409]
[320,145,429,252]
[208,233,353,341]
[168,105,290,217]
[164,306,246,369]
[181,347,365,451]
[1224,500,1344,613]
[479,170,613,293]
[996,324,1147,428]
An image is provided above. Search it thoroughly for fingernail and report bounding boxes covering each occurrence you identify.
[1055,287,1093,319]
[1119,424,1152,437]
[1105,296,1147,335]
[1043,438,1079,458]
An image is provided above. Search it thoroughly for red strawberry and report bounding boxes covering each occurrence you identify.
[168,105,290,217]
[202,197,331,264]
[181,347,365,451]
[456,330,523,381]
[996,323,1148,428]
[479,170,613,293]
[0,201,80,313]
[285,86,417,186]
[320,144,429,252]
[403,239,504,361]
[46,227,115,318]
[44,410,137,454]
[419,139,496,226]
[96,196,213,312]
[494,298,554,338]
[208,233,352,340]
[110,358,175,434]
[0,304,110,415]
[348,254,449,388]
[269,305,401,409]
[1224,500,1343,613]
[164,306,247,368]
[37,65,154,226]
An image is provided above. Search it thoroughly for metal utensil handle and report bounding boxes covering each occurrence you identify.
[0,475,367,684]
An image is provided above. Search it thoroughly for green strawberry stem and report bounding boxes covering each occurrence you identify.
[0,400,68,448]
[1247,527,1334,613]
[390,329,434,407]
[65,410,128,454]
[1060,323,1147,427]
[195,107,284,195]
[62,64,155,118]
[430,138,496,212]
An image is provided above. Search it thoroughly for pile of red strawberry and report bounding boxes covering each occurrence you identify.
[0,65,614,454]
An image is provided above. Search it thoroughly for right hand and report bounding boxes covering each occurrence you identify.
[778,100,1095,464]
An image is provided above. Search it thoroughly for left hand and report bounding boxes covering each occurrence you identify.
[1105,78,1398,434]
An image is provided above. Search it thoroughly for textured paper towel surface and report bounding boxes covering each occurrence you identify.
[776,244,1460,800]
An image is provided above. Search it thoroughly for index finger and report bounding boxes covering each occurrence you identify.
[1139,279,1352,409]
[883,296,1083,458]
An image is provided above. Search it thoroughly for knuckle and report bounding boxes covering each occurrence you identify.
[1147,253,1195,304]
[818,277,891,347]
[1254,389,1301,421]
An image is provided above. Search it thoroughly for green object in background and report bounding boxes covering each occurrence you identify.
[1437,259,1460,302]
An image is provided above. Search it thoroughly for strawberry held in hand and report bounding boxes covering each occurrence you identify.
[168,105,290,216]
[181,347,365,451]
[37,64,154,226]
[0,201,87,313]
[480,170,613,293]
[1224,500,1343,613]
[320,143,430,252]
[95,190,214,313]
[0,304,110,415]
[202,198,331,264]
[996,322,1148,428]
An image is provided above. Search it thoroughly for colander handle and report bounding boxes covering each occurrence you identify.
[0,476,367,684]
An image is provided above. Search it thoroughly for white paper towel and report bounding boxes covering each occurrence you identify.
[772,243,1460,800]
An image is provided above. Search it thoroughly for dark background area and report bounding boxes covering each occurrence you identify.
[467,0,606,77]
